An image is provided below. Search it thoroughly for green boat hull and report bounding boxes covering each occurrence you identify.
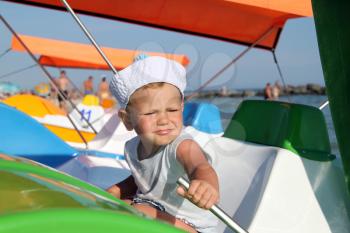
[312,0,350,194]
[0,154,182,233]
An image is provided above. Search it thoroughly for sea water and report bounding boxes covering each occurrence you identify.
[193,95,339,157]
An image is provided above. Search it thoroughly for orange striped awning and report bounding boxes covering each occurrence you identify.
[6,0,312,50]
[11,34,190,70]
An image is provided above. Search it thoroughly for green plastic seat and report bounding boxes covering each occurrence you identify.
[224,100,335,161]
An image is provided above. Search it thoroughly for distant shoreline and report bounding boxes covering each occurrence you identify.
[185,83,326,99]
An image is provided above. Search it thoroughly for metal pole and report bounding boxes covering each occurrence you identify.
[42,56,84,97]
[319,100,329,110]
[0,64,37,80]
[272,49,291,102]
[177,177,249,233]
[0,15,97,134]
[0,48,11,59]
[0,15,95,147]
[187,26,277,100]
[66,73,84,97]
[59,0,119,76]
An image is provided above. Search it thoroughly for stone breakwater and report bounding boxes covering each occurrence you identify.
[185,83,326,99]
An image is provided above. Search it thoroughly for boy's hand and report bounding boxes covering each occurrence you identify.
[177,179,219,210]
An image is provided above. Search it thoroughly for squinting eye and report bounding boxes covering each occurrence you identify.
[168,109,179,112]
[144,112,156,116]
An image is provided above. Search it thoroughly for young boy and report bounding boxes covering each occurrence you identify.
[107,56,219,233]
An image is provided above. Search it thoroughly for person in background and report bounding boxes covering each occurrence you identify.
[264,82,272,100]
[57,70,71,109]
[83,75,94,95]
[107,56,219,233]
[97,76,110,100]
[272,81,281,100]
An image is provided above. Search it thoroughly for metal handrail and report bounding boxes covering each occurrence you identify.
[177,177,249,233]
[60,0,118,76]
[186,26,277,101]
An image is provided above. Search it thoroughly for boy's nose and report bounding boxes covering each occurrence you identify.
[157,112,169,125]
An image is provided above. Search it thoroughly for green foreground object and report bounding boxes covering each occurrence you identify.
[0,156,132,211]
[224,100,334,161]
[312,0,350,194]
[0,209,181,233]
[0,155,183,233]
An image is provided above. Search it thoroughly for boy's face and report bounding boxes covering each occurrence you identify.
[120,83,184,153]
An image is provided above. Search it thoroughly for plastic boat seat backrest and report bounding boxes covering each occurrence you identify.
[224,100,334,161]
[0,103,77,167]
[183,102,223,134]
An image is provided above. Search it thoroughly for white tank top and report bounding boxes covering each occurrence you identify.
[125,131,218,232]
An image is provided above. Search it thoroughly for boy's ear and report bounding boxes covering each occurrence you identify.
[181,101,184,112]
[118,109,133,131]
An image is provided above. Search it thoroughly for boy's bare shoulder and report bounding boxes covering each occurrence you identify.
[176,139,199,153]
[176,139,207,164]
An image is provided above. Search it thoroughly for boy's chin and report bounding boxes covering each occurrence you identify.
[153,135,177,146]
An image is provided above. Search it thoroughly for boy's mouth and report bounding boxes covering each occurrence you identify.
[155,129,172,135]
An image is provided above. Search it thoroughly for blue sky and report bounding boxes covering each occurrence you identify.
[0,1,324,91]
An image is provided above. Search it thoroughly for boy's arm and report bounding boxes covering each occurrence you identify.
[106,175,138,199]
[176,139,219,210]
